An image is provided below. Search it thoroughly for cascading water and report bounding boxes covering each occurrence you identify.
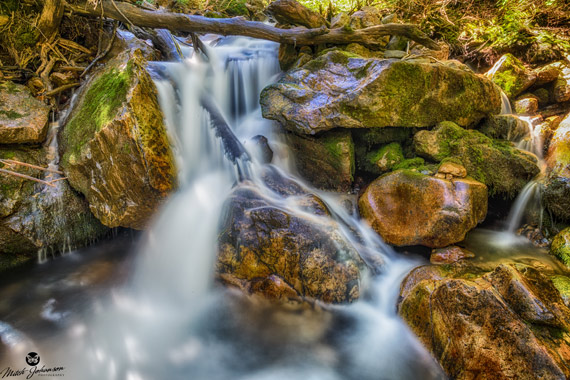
[0,36,444,379]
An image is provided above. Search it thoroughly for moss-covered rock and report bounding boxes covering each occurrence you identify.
[358,169,487,247]
[413,121,540,197]
[485,53,537,99]
[361,142,404,174]
[551,228,570,268]
[514,95,539,115]
[399,261,570,379]
[0,146,107,263]
[550,61,570,103]
[543,113,570,221]
[60,49,176,229]
[286,129,354,192]
[217,169,365,304]
[261,50,502,135]
[0,81,50,144]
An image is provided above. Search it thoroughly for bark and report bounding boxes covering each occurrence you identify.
[65,1,440,50]
[38,0,64,41]
[266,0,326,29]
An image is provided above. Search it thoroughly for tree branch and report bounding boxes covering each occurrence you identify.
[65,1,440,50]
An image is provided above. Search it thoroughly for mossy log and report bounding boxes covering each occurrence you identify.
[66,1,440,50]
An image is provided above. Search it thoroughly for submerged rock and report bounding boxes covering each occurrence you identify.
[60,49,176,229]
[217,168,364,304]
[413,121,540,197]
[0,146,107,265]
[543,113,570,220]
[261,50,501,135]
[485,53,537,99]
[286,129,354,192]
[399,261,570,379]
[0,81,50,144]
[358,170,487,247]
[551,228,570,267]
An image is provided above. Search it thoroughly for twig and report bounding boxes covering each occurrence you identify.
[48,177,68,184]
[45,82,81,96]
[0,159,64,174]
[0,168,56,187]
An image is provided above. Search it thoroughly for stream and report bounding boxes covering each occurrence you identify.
[0,36,561,380]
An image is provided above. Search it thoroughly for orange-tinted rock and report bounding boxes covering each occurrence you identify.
[430,246,474,264]
[436,161,467,178]
[543,113,570,221]
[217,169,364,304]
[358,170,487,247]
[398,262,570,379]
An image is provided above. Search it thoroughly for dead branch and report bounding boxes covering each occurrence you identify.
[0,159,64,174]
[65,1,440,50]
[0,168,56,188]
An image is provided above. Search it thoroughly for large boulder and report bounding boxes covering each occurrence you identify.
[60,49,176,229]
[217,168,365,304]
[358,170,487,247]
[0,81,50,144]
[0,146,107,268]
[485,53,537,99]
[286,129,354,192]
[414,121,540,197]
[261,50,502,135]
[399,261,570,379]
[543,113,570,220]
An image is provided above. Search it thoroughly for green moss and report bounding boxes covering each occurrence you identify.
[551,275,570,303]
[0,110,26,119]
[393,157,425,170]
[0,81,22,94]
[62,62,132,161]
[551,228,570,268]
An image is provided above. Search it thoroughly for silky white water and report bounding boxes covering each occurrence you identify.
[0,36,443,379]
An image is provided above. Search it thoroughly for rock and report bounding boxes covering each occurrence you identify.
[278,43,298,71]
[533,87,550,106]
[436,160,467,178]
[551,275,570,307]
[543,113,570,220]
[383,50,406,59]
[479,115,529,141]
[485,53,537,99]
[430,246,474,264]
[0,81,50,144]
[514,95,539,115]
[398,261,570,379]
[408,42,450,61]
[0,146,107,261]
[413,121,540,197]
[550,61,570,103]
[60,49,176,229]
[551,228,570,267]
[330,12,349,29]
[361,142,404,175]
[349,6,382,29]
[535,63,560,86]
[250,135,273,164]
[286,129,354,192]
[358,170,487,247]
[217,171,364,304]
[261,50,502,135]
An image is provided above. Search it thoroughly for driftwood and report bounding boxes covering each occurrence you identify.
[65,1,440,50]
[266,0,326,29]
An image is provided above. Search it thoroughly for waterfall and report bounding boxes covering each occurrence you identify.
[0,36,444,379]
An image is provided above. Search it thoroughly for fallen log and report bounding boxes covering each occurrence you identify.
[65,1,440,50]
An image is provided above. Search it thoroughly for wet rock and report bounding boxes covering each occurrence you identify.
[286,129,354,192]
[383,50,406,59]
[398,262,570,379]
[250,135,273,164]
[217,173,364,304]
[514,95,539,115]
[60,49,176,229]
[543,113,570,220]
[0,81,50,144]
[430,246,474,264]
[278,43,298,71]
[0,146,107,261]
[358,170,487,247]
[261,50,502,135]
[485,53,537,99]
[551,275,570,307]
[533,87,550,106]
[414,121,540,197]
[550,61,570,103]
[534,63,560,86]
[551,228,570,267]
[480,115,530,140]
